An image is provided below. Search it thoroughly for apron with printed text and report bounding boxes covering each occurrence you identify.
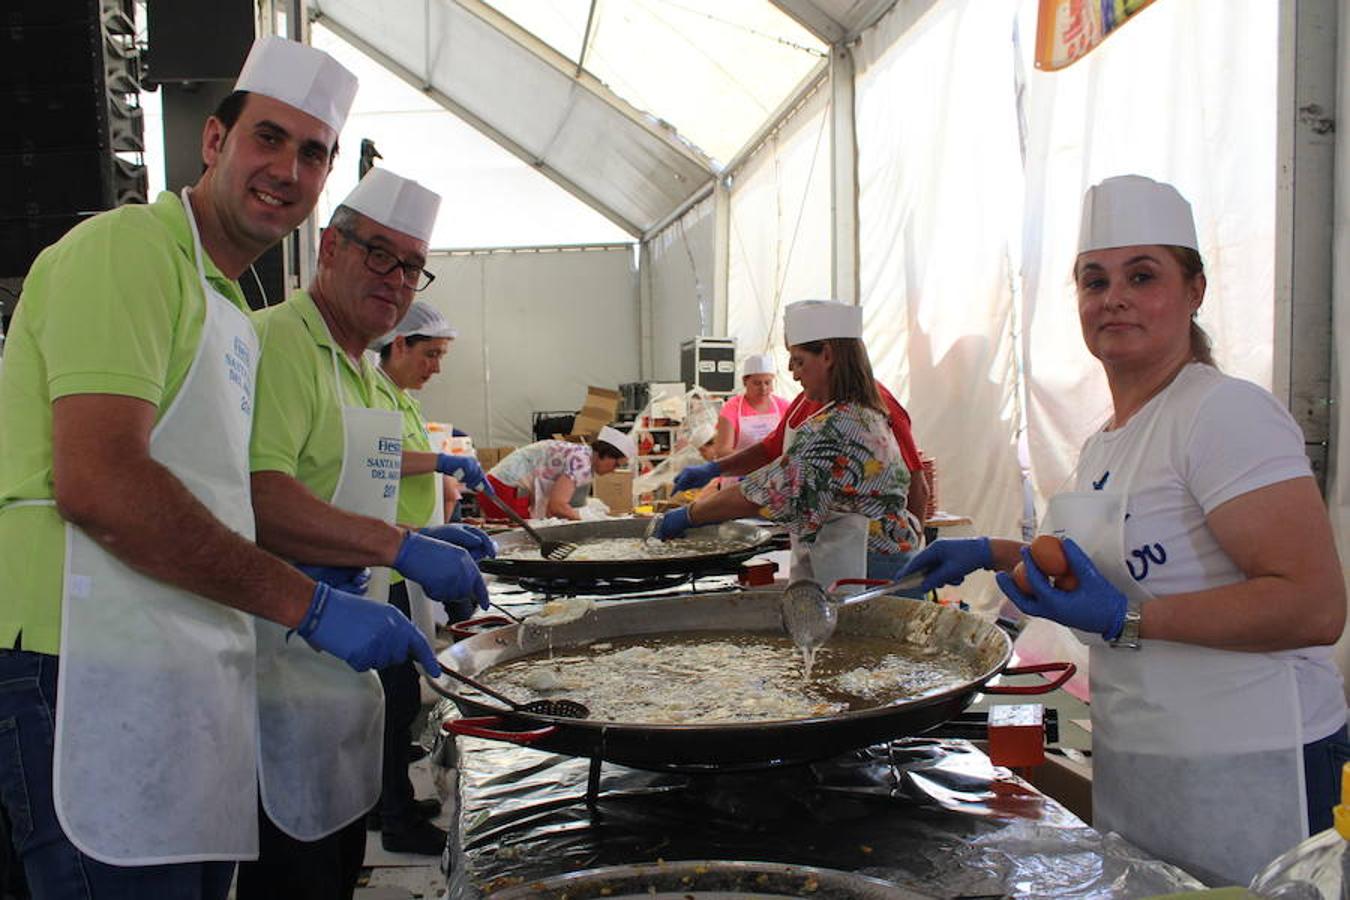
[255,345,402,840]
[1041,378,1306,885]
[49,187,260,864]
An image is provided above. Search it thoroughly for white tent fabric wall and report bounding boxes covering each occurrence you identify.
[854,0,1026,618]
[644,195,716,381]
[1327,7,1350,693]
[1018,0,1278,506]
[413,246,641,447]
[726,81,833,378]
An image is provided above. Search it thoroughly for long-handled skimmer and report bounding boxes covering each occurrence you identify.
[475,483,577,560]
[424,667,589,719]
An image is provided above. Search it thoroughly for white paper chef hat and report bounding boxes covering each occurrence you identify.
[371,300,458,350]
[596,425,638,462]
[234,36,358,134]
[339,168,441,243]
[784,299,863,346]
[1078,175,1198,254]
[742,353,775,376]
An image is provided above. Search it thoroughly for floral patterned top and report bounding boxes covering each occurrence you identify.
[739,402,918,556]
[488,440,593,496]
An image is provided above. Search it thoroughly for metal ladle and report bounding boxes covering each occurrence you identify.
[779,572,927,654]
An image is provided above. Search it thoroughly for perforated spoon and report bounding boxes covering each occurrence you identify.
[476,484,577,560]
[779,572,926,654]
[424,668,589,719]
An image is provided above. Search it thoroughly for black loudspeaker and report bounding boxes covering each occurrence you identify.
[0,0,147,278]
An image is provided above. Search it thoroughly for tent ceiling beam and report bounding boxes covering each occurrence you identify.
[575,0,597,79]
[455,0,716,174]
[723,58,830,178]
[313,12,647,238]
[768,0,900,45]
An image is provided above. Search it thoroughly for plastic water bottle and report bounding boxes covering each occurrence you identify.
[1249,763,1350,898]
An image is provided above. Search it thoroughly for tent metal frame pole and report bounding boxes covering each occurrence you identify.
[313,13,647,239]
[1274,0,1339,495]
[828,45,859,305]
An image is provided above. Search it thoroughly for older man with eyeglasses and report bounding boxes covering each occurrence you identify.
[239,168,488,898]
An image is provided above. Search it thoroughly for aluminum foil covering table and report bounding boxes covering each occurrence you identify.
[430,733,1203,898]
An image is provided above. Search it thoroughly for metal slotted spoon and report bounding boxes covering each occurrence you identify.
[780,572,927,654]
[425,667,589,719]
[477,484,577,560]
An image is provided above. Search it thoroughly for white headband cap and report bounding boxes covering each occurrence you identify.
[371,300,457,350]
[742,353,775,376]
[1078,175,1198,253]
[340,168,441,243]
[784,299,863,346]
[596,425,638,462]
[234,36,358,134]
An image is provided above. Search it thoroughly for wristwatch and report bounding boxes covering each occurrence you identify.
[1110,599,1142,650]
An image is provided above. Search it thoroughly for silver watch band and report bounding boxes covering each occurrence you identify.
[1110,601,1142,649]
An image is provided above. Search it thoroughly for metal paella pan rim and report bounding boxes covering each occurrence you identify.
[486,859,937,899]
[479,517,777,581]
[439,591,1020,771]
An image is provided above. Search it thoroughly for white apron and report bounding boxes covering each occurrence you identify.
[255,346,402,840]
[406,464,442,643]
[1042,379,1307,886]
[782,403,868,591]
[50,187,260,864]
[735,403,781,451]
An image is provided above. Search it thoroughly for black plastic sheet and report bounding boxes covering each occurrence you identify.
[431,730,1204,899]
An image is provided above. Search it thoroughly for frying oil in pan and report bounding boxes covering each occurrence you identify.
[484,630,980,725]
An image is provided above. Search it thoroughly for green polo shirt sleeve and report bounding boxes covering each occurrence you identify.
[0,192,246,655]
[385,381,438,528]
[249,302,324,480]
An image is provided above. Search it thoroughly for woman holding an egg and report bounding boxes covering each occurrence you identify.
[902,175,1347,887]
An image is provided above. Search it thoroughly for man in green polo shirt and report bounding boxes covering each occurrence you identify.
[239,167,489,898]
[0,37,439,899]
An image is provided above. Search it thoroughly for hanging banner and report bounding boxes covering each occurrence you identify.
[1035,0,1159,71]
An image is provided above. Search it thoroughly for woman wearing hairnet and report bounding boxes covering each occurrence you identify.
[903,175,1347,885]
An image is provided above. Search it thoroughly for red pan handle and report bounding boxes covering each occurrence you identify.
[442,716,557,744]
[982,662,1077,695]
[448,615,514,640]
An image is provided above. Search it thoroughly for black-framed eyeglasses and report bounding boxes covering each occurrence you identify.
[336,227,435,292]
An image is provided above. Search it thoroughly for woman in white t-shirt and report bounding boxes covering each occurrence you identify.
[903,176,1347,886]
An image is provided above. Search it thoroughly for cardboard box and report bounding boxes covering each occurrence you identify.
[570,385,621,438]
[474,446,515,469]
[592,470,634,514]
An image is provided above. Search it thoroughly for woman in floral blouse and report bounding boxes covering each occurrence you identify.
[480,425,636,521]
[656,300,919,588]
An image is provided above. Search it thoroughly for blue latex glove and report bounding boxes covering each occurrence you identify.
[672,460,721,493]
[296,583,441,675]
[393,530,490,611]
[655,506,693,541]
[420,523,497,561]
[436,453,486,489]
[899,538,994,594]
[294,563,371,596]
[995,538,1128,640]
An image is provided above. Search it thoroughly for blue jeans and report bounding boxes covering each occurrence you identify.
[0,649,235,899]
[1304,723,1350,834]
